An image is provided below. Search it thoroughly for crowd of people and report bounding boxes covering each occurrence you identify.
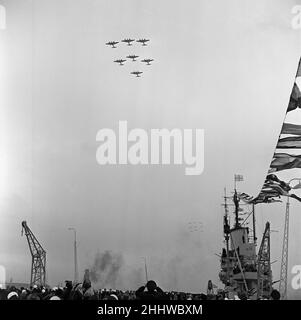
[0,279,281,300]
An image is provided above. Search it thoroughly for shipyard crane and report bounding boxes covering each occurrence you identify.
[21,221,46,286]
[257,222,272,299]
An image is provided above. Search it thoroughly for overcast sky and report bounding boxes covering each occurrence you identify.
[1,0,301,297]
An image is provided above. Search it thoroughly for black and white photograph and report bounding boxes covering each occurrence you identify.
[1,0,301,314]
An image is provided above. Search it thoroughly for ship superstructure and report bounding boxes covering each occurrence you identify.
[219,187,272,299]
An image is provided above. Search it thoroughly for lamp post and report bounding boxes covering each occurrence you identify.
[141,257,148,283]
[68,227,78,284]
[279,178,301,299]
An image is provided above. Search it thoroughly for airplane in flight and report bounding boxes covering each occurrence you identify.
[131,71,143,77]
[141,58,154,65]
[136,39,150,46]
[114,59,126,66]
[106,41,119,48]
[126,55,139,61]
[121,38,135,46]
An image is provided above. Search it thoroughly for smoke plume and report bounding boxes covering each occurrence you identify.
[90,250,124,288]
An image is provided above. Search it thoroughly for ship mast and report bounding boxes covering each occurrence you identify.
[223,188,231,281]
[233,189,240,229]
[219,176,274,299]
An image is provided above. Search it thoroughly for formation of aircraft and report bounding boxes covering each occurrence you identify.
[106,38,152,77]
[131,71,143,78]
[141,58,154,65]
[106,41,119,48]
[106,38,150,48]
[126,55,139,62]
[136,39,150,46]
[121,38,135,46]
[114,59,126,66]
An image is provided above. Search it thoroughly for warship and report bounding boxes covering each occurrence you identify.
[219,185,272,299]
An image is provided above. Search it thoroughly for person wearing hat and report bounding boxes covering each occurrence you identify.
[19,289,28,300]
[7,291,19,300]
[103,294,118,300]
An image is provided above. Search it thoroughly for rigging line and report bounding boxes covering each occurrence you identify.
[241,211,253,226]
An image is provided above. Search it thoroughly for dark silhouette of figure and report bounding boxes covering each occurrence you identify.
[136,280,168,300]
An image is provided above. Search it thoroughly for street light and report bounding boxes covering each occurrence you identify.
[141,257,148,283]
[68,227,78,284]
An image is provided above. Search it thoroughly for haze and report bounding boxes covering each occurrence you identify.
[1,0,301,298]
